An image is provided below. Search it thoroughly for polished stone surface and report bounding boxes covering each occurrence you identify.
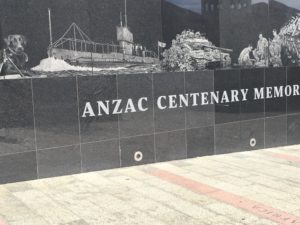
[120,135,155,167]
[215,122,240,154]
[155,130,186,162]
[240,68,265,121]
[287,113,300,145]
[219,0,270,65]
[0,79,35,156]
[185,71,215,129]
[239,119,264,151]
[153,72,185,132]
[2,0,300,185]
[0,151,37,184]
[216,118,265,154]
[33,77,79,150]
[269,1,300,64]
[265,67,287,117]
[265,115,287,148]
[162,0,219,48]
[214,69,240,124]
[1,0,162,68]
[2,66,300,184]
[81,139,120,172]
[37,145,81,179]
[118,74,154,137]
[78,75,119,143]
[186,126,214,158]
[287,66,300,114]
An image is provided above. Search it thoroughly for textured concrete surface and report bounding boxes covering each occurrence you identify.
[1,145,300,225]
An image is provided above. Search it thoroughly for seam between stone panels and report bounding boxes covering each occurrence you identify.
[75,76,83,172]
[264,68,266,149]
[36,144,80,152]
[81,138,120,146]
[215,117,265,127]
[285,66,288,115]
[31,78,39,179]
[116,75,122,167]
[0,150,37,159]
[152,73,157,162]
[213,70,216,155]
[286,112,300,117]
[183,72,188,159]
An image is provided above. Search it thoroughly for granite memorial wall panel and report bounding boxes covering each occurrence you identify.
[185,71,215,129]
[32,77,80,150]
[269,0,300,67]
[265,115,287,148]
[1,0,300,184]
[214,69,240,124]
[78,75,119,143]
[219,0,270,67]
[0,0,163,78]
[265,67,287,117]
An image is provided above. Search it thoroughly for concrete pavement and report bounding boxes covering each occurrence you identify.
[1,145,300,225]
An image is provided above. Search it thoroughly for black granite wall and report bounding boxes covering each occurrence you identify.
[162,0,300,65]
[1,0,300,185]
[1,67,300,184]
[0,0,162,67]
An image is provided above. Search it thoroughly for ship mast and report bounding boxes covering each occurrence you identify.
[48,8,53,47]
[48,8,53,57]
[120,12,123,27]
[124,0,127,27]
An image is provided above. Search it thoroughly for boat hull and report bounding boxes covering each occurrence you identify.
[52,48,159,68]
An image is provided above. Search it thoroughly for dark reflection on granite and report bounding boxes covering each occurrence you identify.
[287,67,300,114]
[185,71,214,129]
[287,114,300,145]
[270,0,300,29]
[265,116,287,148]
[78,75,118,143]
[33,77,79,150]
[216,118,264,154]
[240,68,265,121]
[37,145,81,178]
[118,74,154,137]
[265,67,287,117]
[153,72,185,132]
[0,151,37,184]
[219,0,270,65]
[120,135,154,167]
[155,130,186,162]
[214,69,240,124]
[187,126,214,158]
[269,0,300,65]
[0,79,35,156]
[162,0,220,48]
[240,119,264,151]
[81,139,120,172]
[215,122,240,154]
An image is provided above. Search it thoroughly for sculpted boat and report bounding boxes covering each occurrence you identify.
[47,1,159,68]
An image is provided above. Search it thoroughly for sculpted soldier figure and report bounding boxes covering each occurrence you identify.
[269,29,283,67]
[253,33,269,66]
[238,44,254,66]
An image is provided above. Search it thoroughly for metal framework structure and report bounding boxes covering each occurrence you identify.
[50,23,122,54]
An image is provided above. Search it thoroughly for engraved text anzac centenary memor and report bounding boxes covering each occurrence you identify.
[81,85,300,118]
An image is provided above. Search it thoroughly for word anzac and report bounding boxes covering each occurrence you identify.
[81,84,300,117]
